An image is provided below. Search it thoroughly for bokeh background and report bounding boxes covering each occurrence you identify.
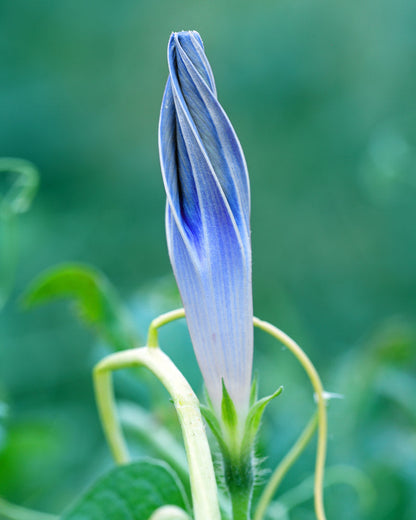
[1,1,415,519]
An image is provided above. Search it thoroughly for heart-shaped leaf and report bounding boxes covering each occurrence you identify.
[63,459,190,520]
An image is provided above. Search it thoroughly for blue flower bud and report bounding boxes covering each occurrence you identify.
[159,31,253,414]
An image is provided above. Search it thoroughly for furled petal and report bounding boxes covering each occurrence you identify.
[159,31,253,413]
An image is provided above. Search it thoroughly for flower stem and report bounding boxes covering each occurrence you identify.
[253,317,327,520]
[253,412,318,520]
[93,346,221,520]
[93,361,129,465]
[147,308,186,347]
[230,486,251,520]
[225,457,253,520]
[144,309,328,520]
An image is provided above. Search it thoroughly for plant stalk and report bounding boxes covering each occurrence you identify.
[93,346,221,520]
[253,317,327,520]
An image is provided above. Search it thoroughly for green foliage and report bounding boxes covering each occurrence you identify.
[0,415,68,505]
[118,402,189,488]
[23,264,139,351]
[63,459,189,520]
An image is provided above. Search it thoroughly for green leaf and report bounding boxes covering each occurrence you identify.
[119,402,189,487]
[242,386,283,454]
[221,380,238,433]
[63,459,189,520]
[23,263,139,351]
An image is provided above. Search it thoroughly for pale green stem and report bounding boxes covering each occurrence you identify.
[253,413,318,520]
[0,498,57,520]
[148,505,192,520]
[253,317,327,520]
[93,346,220,520]
[147,308,186,347]
[145,309,328,520]
[93,362,129,465]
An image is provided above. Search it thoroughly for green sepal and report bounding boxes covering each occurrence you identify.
[242,386,283,455]
[221,379,238,434]
[249,372,259,407]
[199,404,229,456]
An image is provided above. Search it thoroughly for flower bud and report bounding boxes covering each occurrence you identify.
[159,31,253,414]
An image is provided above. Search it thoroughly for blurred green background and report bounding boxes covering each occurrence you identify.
[0,0,415,519]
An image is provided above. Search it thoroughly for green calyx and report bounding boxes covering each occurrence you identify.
[220,380,240,456]
[201,379,283,463]
[200,380,283,520]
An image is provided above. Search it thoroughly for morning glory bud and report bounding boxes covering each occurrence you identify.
[159,31,253,416]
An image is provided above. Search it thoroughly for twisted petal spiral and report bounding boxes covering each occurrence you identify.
[159,31,253,413]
